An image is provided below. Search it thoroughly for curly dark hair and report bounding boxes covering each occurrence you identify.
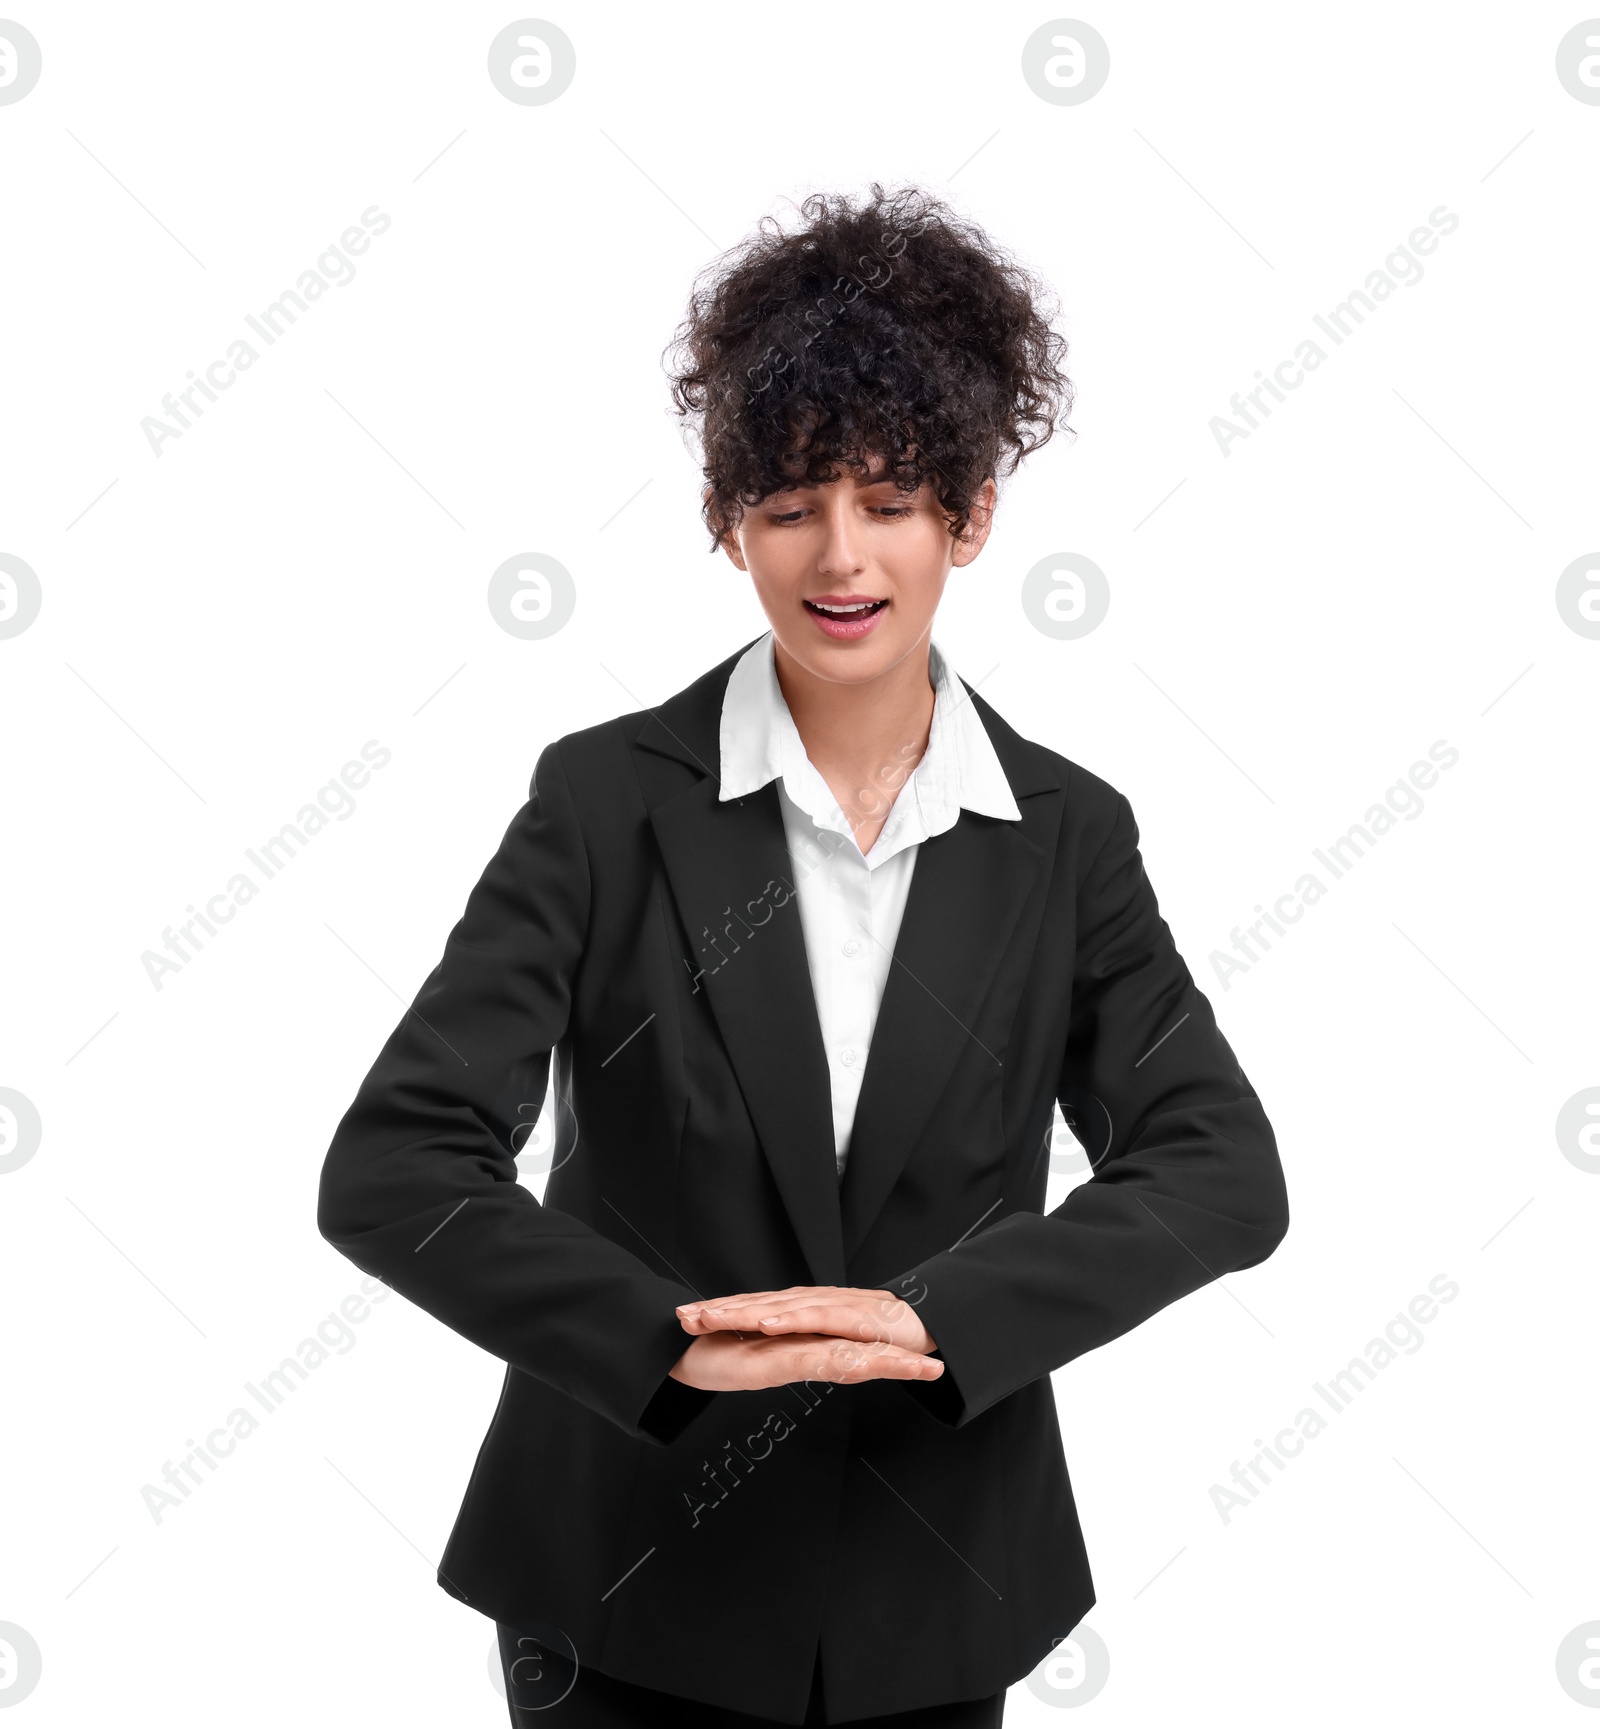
[663,182,1073,553]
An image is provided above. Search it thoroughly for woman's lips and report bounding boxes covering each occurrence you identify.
[803,596,889,641]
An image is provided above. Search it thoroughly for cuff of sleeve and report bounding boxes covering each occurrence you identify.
[897,1345,967,1426]
[637,1369,717,1445]
[626,1305,717,1446]
[882,1268,975,1428]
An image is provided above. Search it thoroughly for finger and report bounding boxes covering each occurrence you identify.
[677,1304,807,1335]
[761,1305,890,1340]
[677,1289,851,1331]
[675,1296,758,1333]
[675,1288,820,1324]
[781,1336,945,1384]
[716,1300,898,1341]
[699,1292,868,1324]
[773,1333,934,1378]
[677,1303,781,1334]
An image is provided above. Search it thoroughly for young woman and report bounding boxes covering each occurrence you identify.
[317,183,1289,1728]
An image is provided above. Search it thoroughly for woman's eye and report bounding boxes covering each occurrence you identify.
[765,504,909,525]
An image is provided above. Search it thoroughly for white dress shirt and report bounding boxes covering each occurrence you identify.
[718,631,1021,1175]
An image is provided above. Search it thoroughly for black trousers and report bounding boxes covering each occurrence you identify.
[497,1623,1005,1727]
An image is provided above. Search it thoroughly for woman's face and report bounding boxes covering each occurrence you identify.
[718,453,996,689]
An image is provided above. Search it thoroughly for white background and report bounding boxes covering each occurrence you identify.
[3,2,1597,1723]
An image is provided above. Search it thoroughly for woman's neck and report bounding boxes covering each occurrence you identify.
[773,633,936,851]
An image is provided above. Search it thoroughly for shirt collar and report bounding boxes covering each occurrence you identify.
[718,632,1021,851]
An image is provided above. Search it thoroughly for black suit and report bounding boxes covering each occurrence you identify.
[317,641,1289,1725]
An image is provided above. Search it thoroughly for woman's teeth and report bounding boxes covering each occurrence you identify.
[802,596,891,639]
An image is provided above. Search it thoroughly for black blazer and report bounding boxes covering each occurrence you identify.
[316,640,1289,1724]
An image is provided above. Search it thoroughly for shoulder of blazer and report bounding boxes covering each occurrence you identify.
[533,639,755,819]
[962,684,1131,850]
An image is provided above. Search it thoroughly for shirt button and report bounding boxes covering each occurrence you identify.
[840,1047,858,1066]
[842,939,860,957]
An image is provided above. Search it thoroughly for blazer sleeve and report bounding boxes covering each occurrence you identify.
[891,788,1290,1428]
[316,738,715,1448]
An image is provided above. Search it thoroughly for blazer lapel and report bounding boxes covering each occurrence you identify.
[839,685,1060,1261]
[837,807,1044,1261]
[635,648,848,1287]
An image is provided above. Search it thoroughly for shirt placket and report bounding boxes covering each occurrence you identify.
[830,845,875,1172]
